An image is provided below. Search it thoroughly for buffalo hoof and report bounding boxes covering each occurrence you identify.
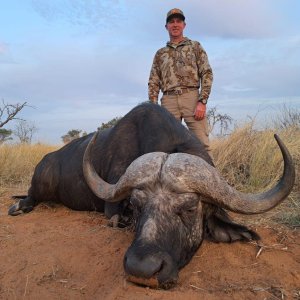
[108,214,120,228]
[8,200,33,216]
[108,214,132,228]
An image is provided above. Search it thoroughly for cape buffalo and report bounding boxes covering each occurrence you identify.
[8,103,295,289]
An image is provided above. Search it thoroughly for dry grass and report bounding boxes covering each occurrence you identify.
[212,125,300,191]
[0,143,58,192]
[211,124,300,227]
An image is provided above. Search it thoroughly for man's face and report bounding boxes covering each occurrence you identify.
[165,17,186,39]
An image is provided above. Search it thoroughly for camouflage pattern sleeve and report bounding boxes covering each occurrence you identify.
[194,42,213,101]
[148,52,161,103]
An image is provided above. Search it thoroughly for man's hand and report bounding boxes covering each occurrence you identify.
[194,102,206,120]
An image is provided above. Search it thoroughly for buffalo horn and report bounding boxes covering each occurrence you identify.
[162,134,295,214]
[83,131,167,202]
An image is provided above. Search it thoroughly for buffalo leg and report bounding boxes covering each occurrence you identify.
[8,196,35,216]
[105,201,132,228]
[204,207,260,242]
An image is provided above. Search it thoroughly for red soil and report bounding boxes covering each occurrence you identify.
[0,193,299,299]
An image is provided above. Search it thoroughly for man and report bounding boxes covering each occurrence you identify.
[148,8,213,154]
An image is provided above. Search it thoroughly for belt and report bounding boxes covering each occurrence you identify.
[163,87,198,96]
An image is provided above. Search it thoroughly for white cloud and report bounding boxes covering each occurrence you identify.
[182,0,280,39]
[210,36,300,100]
[31,0,126,29]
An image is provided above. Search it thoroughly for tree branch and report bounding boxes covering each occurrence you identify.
[0,100,27,128]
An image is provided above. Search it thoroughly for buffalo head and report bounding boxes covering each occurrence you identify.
[83,133,295,289]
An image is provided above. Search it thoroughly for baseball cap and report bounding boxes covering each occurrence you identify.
[166,8,185,23]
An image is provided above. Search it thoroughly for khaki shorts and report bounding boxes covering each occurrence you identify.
[161,89,210,153]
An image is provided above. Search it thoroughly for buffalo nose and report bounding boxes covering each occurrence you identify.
[124,246,178,289]
[124,250,163,279]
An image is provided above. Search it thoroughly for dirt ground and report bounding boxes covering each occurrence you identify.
[0,191,299,300]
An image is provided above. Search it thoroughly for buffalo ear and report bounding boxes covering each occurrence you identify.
[204,208,260,243]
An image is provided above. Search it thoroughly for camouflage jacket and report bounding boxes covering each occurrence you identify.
[148,37,213,103]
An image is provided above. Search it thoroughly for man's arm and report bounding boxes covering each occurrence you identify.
[194,42,213,120]
[195,42,213,102]
[148,53,161,104]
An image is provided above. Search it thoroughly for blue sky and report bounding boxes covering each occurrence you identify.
[1,0,300,144]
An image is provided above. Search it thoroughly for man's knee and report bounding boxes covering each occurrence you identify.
[186,119,209,140]
[196,130,210,151]
[186,119,212,155]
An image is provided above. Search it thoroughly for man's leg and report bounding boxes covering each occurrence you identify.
[186,117,211,153]
[180,90,212,156]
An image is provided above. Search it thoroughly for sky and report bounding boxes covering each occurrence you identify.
[1,0,300,144]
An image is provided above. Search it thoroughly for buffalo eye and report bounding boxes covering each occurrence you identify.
[177,206,198,228]
[184,206,198,214]
[177,205,198,216]
[177,195,199,214]
[176,196,199,225]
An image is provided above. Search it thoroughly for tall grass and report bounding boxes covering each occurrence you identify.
[212,124,300,192]
[211,123,300,227]
[0,143,58,191]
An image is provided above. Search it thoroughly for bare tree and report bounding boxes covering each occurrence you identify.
[272,104,300,130]
[207,106,233,136]
[14,120,37,144]
[0,100,27,128]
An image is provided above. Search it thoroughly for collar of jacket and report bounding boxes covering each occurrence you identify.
[166,37,192,49]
